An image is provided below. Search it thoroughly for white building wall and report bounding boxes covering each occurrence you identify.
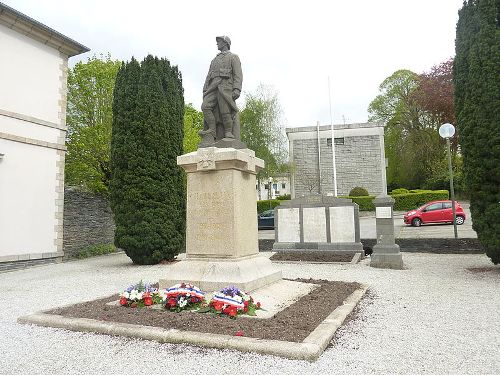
[0,23,67,262]
[0,139,59,255]
[0,23,63,124]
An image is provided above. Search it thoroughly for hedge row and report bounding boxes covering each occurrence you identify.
[258,190,450,213]
[257,199,282,214]
[348,190,449,211]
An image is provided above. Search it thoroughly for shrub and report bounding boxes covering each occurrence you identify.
[110,56,185,265]
[76,243,116,259]
[348,196,375,211]
[348,187,369,196]
[257,199,281,213]
[277,194,291,200]
[390,188,409,195]
[392,190,449,211]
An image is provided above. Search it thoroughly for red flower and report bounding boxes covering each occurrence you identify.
[223,306,232,315]
[214,302,224,311]
[256,302,261,309]
[243,307,249,313]
[119,297,128,306]
[191,297,198,303]
[144,296,153,306]
[168,298,177,308]
[235,330,244,336]
[228,307,237,317]
[244,301,249,308]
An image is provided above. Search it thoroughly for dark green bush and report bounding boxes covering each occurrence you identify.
[76,243,116,259]
[348,187,369,196]
[390,188,409,195]
[348,196,375,211]
[257,199,281,213]
[277,194,291,200]
[110,56,185,265]
[392,190,449,211]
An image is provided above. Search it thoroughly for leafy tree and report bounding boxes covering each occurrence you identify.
[183,103,203,153]
[240,84,288,197]
[110,55,185,265]
[368,68,454,190]
[454,0,499,264]
[65,54,121,194]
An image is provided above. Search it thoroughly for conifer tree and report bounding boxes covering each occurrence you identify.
[454,0,499,264]
[110,56,185,264]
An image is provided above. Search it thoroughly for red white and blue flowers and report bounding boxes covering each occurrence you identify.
[118,282,261,318]
[119,281,162,308]
[164,282,205,312]
[203,286,262,318]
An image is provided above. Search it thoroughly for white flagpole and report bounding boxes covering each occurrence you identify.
[328,76,338,197]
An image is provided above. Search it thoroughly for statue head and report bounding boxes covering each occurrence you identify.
[216,35,231,50]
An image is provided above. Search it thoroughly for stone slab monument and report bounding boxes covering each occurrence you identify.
[160,36,281,291]
[273,195,363,253]
[370,195,404,269]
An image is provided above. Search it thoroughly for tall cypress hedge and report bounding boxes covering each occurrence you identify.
[454,0,499,264]
[110,56,185,264]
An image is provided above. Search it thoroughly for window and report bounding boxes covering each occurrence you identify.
[264,184,269,190]
[443,202,452,209]
[425,203,442,212]
[281,183,286,189]
[273,183,277,190]
[327,137,344,146]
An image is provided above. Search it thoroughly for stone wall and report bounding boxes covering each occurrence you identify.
[63,187,115,258]
[287,123,387,198]
[292,134,384,197]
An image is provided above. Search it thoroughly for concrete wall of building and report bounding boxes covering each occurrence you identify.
[288,123,387,198]
[0,23,68,263]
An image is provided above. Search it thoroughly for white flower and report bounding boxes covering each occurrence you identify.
[179,298,188,308]
[121,292,130,299]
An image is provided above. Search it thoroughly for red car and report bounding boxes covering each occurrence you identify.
[404,200,466,227]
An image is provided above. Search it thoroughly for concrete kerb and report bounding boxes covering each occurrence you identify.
[17,284,369,362]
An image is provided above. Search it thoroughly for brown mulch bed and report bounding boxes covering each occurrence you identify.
[270,251,356,263]
[47,279,361,343]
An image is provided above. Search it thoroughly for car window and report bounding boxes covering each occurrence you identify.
[443,202,452,209]
[425,203,443,211]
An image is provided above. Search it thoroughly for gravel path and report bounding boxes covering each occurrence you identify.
[0,253,498,375]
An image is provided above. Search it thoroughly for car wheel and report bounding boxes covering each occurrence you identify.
[455,216,465,225]
[412,218,422,227]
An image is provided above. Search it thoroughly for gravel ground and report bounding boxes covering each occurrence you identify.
[0,253,498,375]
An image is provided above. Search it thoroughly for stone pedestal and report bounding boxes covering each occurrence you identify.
[370,195,404,269]
[159,147,282,291]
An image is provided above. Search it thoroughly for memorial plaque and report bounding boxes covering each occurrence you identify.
[330,206,355,242]
[376,206,392,219]
[303,207,327,242]
[277,208,300,242]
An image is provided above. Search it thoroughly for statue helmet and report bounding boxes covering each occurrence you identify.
[216,35,231,46]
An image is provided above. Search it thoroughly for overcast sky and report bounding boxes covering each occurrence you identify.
[6,0,463,128]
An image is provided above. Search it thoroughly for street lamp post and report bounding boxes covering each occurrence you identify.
[439,123,458,239]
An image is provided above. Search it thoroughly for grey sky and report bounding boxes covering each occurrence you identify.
[6,0,463,127]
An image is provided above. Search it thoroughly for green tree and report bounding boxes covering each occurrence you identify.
[183,103,203,153]
[368,69,446,189]
[454,0,499,264]
[65,54,121,194]
[110,55,185,265]
[240,84,288,185]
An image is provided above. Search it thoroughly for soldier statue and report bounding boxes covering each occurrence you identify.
[199,36,246,148]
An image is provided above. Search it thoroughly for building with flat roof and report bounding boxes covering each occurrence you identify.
[287,122,387,198]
